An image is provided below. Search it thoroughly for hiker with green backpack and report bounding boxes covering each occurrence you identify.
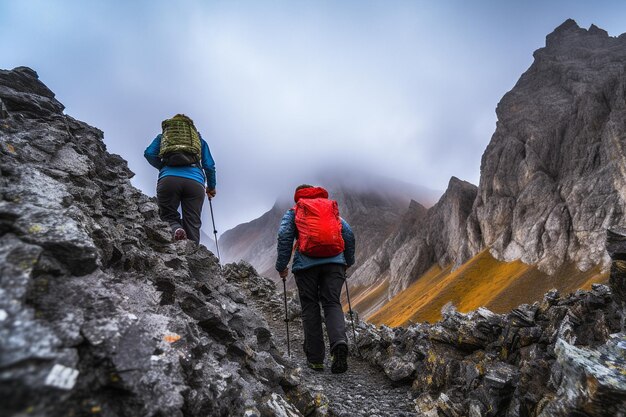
[144,114,216,244]
[276,185,356,373]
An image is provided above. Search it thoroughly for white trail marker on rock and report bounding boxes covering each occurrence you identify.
[44,364,79,390]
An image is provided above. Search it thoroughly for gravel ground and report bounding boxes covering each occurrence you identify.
[247,277,417,417]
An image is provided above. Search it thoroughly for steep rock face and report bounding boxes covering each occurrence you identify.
[351,200,427,289]
[465,20,626,273]
[0,67,311,417]
[607,227,626,306]
[353,177,477,298]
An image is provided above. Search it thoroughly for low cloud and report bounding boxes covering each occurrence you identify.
[2,0,624,231]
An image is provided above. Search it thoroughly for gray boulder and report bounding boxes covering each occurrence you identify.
[538,337,626,416]
[352,281,623,416]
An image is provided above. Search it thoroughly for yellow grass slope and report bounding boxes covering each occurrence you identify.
[368,249,608,327]
[344,279,390,319]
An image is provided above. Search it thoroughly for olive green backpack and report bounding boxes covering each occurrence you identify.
[159,114,202,166]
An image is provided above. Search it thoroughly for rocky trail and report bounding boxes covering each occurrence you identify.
[224,264,416,416]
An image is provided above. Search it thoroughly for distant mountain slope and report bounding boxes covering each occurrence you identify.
[219,201,288,278]
[367,249,608,326]
[352,20,626,322]
[351,177,477,299]
[219,172,439,281]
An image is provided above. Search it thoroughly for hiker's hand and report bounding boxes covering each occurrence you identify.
[206,188,216,198]
[279,268,289,279]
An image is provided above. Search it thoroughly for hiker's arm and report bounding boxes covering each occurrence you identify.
[200,138,217,190]
[276,210,296,272]
[144,135,163,169]
[341,219,355,268]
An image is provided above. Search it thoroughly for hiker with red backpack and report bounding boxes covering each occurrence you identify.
[144,114,216,244]
[276,184,356,373]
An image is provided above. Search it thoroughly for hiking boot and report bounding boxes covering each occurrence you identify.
[174,228,187,241]
[331,344,348,374]
[307,362,324,372]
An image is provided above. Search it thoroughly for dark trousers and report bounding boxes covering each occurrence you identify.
[294,263,347,363]
[156,176,205,244]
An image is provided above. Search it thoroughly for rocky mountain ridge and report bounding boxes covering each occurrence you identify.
[353,277,626,416]
[352,176,477,298]
[219,21,626,317]
[342,19,626,310]
[0,67,314,416]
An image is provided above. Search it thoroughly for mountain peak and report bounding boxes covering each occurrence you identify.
[408,199,427,212]
[588,23,609,37]
[544,19,614,50]
[473,18,626,275]
[552,18,580,34]
[447,176,474,189]
[439,176,477,202]
[0,66,64,115]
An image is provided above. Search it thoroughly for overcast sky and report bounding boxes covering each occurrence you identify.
[2,1,625,233]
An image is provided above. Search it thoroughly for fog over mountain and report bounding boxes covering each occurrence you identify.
[3,2,626,233]
[218,169,440,280]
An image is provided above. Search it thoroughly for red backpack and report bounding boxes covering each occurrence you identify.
[293,187,345,257]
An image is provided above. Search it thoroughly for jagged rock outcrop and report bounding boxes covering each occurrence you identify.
[352,279,625,416]
[353,177,477,297]
[464,19,626,274]
[0,67,315,416]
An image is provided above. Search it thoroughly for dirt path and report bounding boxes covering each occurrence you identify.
[240,272,417,416]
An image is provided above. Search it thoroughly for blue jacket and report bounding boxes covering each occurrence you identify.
[276,209,356,273]
[144,134,216,189]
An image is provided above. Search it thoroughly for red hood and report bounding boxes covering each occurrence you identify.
[294,186,328,203]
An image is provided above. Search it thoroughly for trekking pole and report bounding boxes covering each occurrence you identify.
[282,276,291,357]
[344,278,360,356]
[208,198,221,263]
